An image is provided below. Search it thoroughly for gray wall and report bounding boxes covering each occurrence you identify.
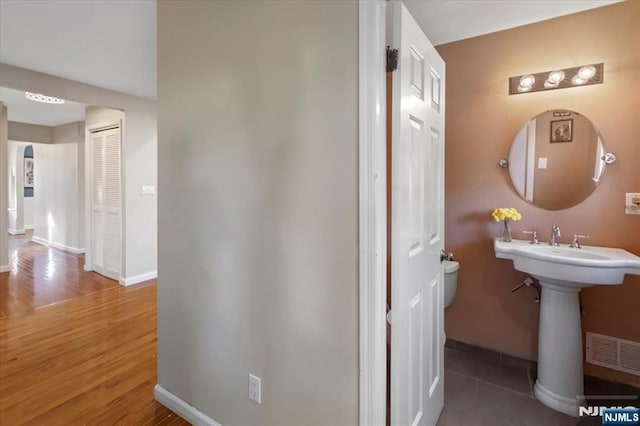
[157,1,359,425]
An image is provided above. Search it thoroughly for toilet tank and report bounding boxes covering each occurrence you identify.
[443,260,459,308]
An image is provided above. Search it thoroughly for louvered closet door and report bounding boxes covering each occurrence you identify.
[91,126,121,280]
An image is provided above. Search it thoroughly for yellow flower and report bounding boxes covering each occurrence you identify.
[491,207,522,222]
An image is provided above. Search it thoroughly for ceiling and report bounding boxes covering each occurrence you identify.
[404,0,622,46]
[0,0,622,103]
[0,0,156,100]
[0,87,85,127]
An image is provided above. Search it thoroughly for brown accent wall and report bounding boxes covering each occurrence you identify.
[437,1,640,385]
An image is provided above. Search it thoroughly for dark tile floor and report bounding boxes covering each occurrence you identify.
[437,346,576,426]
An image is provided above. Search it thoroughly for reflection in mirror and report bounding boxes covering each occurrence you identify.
[508,109,605,210]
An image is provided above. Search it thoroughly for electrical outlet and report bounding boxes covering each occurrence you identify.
[249,374,261,404]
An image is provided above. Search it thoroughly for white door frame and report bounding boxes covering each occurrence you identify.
[358,1,388,425]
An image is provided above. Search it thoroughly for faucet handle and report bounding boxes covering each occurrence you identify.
[570,234,589,248]
[522,230,539,244]
[550,224,561,246]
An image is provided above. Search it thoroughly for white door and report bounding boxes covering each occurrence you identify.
[390,2,446,426]
[90,125,121,280]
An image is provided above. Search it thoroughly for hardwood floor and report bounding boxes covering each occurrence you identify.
[0,233,189,425]
[1,231,120,318]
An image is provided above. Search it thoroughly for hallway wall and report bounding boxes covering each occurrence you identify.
[157,1,359,424]
[24,198,33,229]
[0,102,8,271]
[8,141,31,233]
[31,121,85,252]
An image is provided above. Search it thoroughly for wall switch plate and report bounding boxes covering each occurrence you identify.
[538,157,547,169]
[141,185,156,195]
[249,374,261,404]
[625,193,640,215]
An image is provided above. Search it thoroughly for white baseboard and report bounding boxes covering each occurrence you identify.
[8,228,25,235]
[0,265,10,273]
[154,384,221,426]
[25,224,34,230]
[31,236,85,254]
[119,270,157,286]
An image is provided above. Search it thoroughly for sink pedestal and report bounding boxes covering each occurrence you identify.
[534,280,583,417]
[493,238,640,416]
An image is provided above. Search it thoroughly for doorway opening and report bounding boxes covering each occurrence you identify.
[0,87,125,315]
[359,2,446,425]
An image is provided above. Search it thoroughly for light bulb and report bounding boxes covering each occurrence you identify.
[577,65,596,80]
[519,74,535,88]
[571,75,587,85]
[544,80,558,89]
[547,70,565,84]
[518,84,531,93]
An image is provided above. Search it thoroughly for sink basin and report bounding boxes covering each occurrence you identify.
[494,238,640,287]
[494,238,640,416]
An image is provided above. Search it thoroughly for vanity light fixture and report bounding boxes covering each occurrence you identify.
[508,63,603,95]
[25,91,65,104]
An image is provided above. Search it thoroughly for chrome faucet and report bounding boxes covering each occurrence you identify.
[570,234,589,249]
[550,223,561,246]
[522,230,539,245]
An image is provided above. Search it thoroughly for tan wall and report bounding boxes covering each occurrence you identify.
[8,121,54,144]
[157,1,358,424]
[437,1,640,385]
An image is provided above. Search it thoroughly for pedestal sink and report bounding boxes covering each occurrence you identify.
[494,238,640,416]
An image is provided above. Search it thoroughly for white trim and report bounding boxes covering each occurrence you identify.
[31,235,85,254]
[8,228,25,235]
[359,2,388,426]
[119,270,157,286]
[0,265,9,273]
[25,224,34,230]
[154,384,221,426]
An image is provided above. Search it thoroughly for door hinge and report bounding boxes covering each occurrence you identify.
[386,46,399,72]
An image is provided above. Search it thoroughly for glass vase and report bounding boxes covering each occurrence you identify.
[502,220,512,242]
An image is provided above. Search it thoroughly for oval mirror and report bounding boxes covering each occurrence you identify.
[508,109,606,210]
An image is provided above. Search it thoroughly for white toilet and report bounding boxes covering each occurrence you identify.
[443,260,459,308]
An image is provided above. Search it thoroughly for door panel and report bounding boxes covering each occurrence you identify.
[391,2,446,426]
[90,126,121,281]
[408,289,424,425]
